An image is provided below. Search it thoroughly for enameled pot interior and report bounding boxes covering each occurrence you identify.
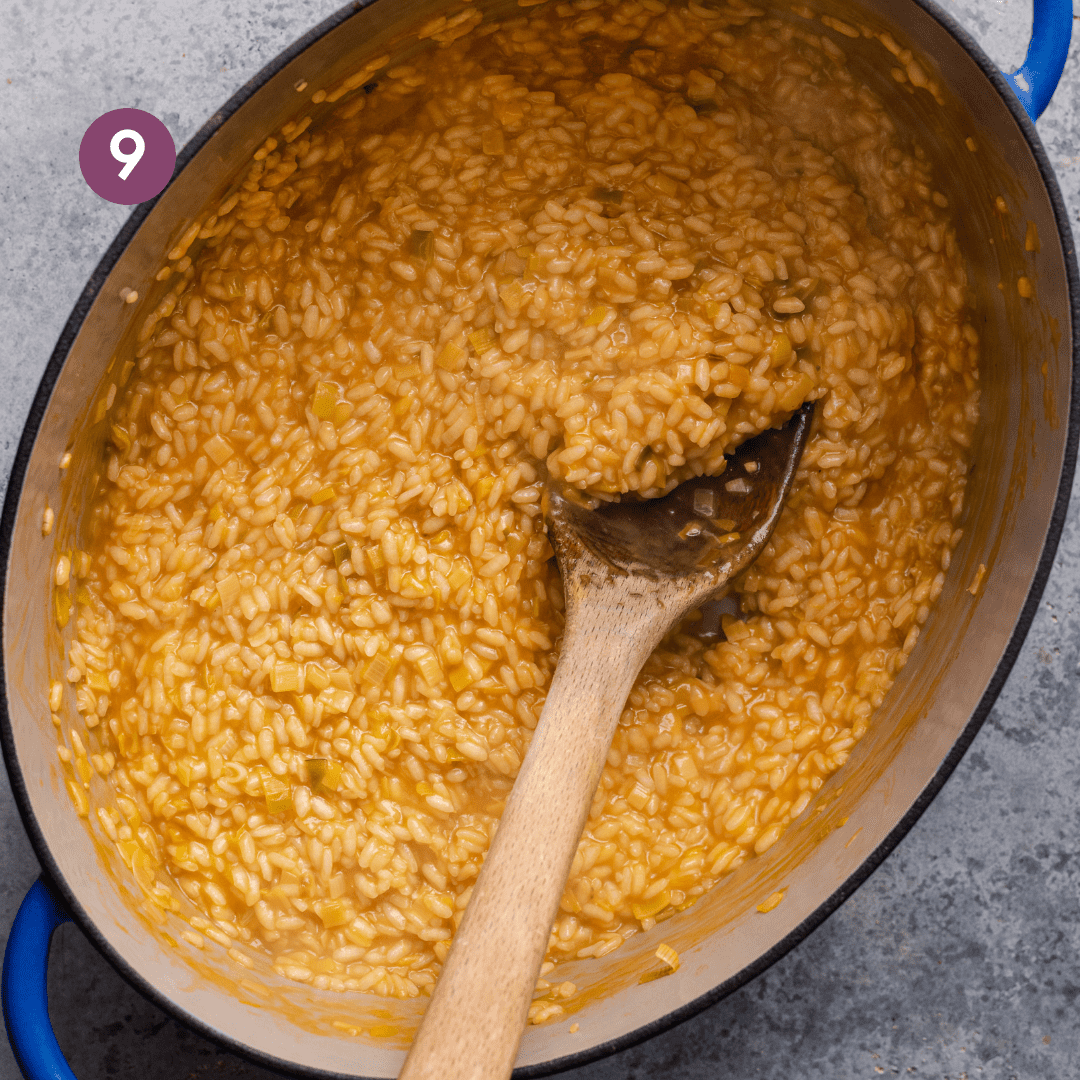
[1,0,1074,1076]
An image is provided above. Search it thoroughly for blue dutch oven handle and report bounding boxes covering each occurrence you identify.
[1004,0,1073,120]
[3,877,75,1080]
[0,8,1074,1080]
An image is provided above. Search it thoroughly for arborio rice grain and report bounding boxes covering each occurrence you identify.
[54,0,978,1019]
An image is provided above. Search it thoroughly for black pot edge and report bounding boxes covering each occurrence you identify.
[0,1,1076,1078]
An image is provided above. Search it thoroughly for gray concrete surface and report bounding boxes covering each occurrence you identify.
[1,0,1079,1076]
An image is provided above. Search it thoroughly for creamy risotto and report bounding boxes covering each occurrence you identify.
[53,0,978,1021]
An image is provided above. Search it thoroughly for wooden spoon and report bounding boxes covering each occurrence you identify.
[399,402,814,1080]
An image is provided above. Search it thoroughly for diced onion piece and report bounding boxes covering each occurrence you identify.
[271,661,301,693]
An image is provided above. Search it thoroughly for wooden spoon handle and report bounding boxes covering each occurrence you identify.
[398,579,672,1080]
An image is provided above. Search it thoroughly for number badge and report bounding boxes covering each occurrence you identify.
[79,108,176,205]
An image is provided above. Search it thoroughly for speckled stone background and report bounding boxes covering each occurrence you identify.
[1,0,1079,1077]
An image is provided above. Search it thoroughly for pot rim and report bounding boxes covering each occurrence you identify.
[1,1,1077,1076]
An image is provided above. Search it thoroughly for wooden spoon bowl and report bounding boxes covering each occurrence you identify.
[400,403,814,1080]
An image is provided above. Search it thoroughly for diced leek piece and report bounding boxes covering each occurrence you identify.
[638,942,681,984]
[704,300,722,319]
[332,542,351,568]
[448,664,474,693]
[54,588,71,629]
[262,775,291,814]
[287,501,304,521]
[312,382,337,421]
[468,328,496,355]
[481,129,505,156]
[416,652,442,686]
[393,395,412,417]
[631,890,671,921]
[362,653,394,688]
[216,572,241,607]
[396,362,422,378]
[584,305,608,327]
[305,662,330,692]
[365,544,386,571]
[416,781,435,797]
[176,760,193,786]
[445,746,465,762]
[208,502,225,522]
[409,230,434,262]
[271,661,302,693]
[655,943,680,971]
[306,758,342,793]
[316,510,332,534]
[526,254,541,275]
[314,899,349,927]
[593,187,624,204]
[312,484,336,506]
[205,434,233,465]
[498,281,525,313]
[328,667,353,690]
[435,341,465,372]
[475,476,495,501]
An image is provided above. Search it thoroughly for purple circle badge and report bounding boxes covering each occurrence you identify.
[79,108,176,205]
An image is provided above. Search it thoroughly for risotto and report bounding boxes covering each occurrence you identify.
[53,0,978,1019]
